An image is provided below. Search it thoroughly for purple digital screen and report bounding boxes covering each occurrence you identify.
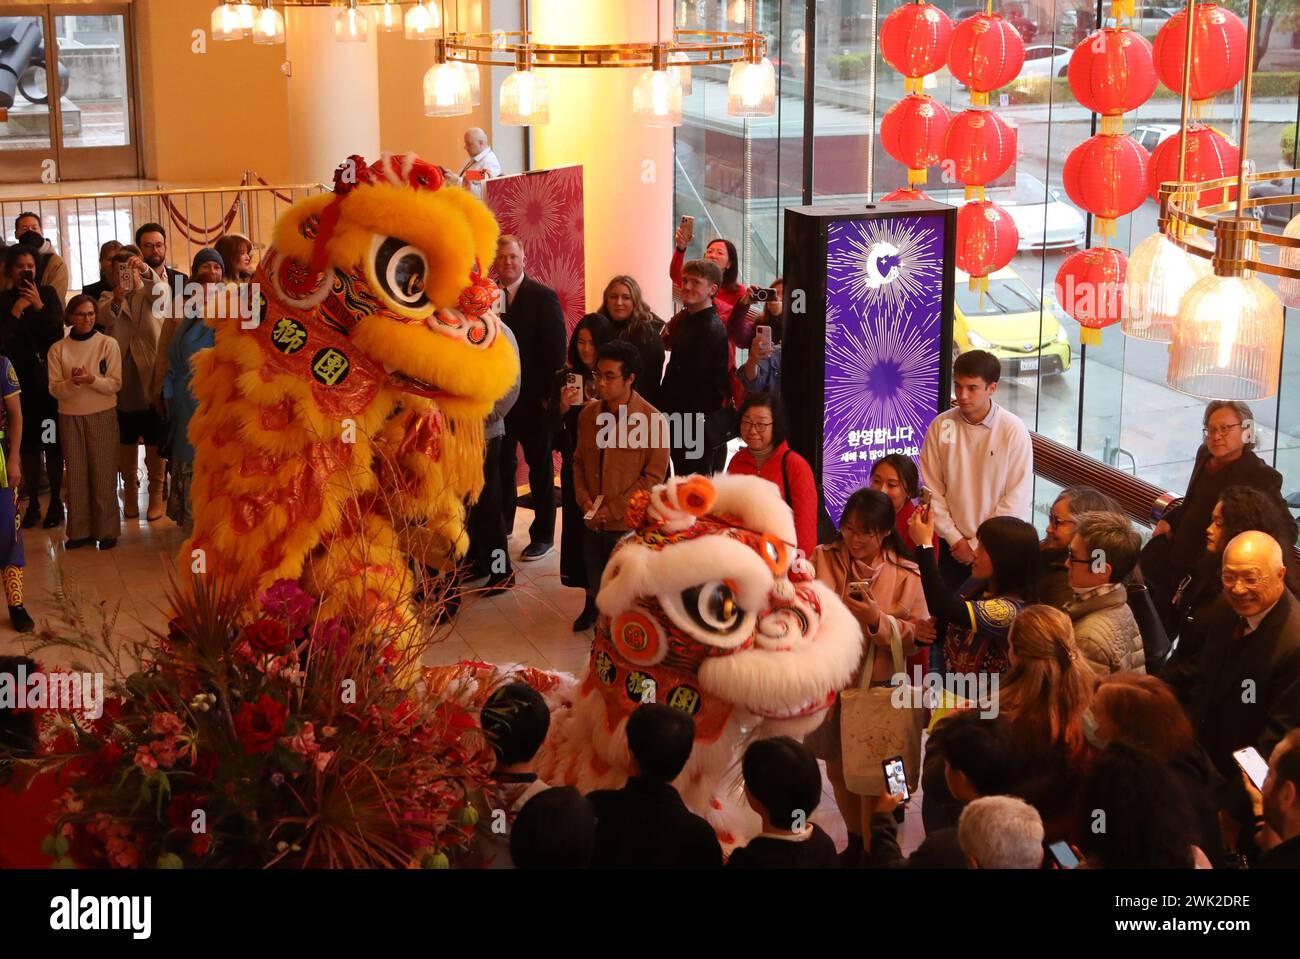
[822,213,945,524]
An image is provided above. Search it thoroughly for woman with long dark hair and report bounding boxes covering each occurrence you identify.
[596,275,665,407]
[806,487,928,864]
[908,508,1039,676]
[549,313,614,630]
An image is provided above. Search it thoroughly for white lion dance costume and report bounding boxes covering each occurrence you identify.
[538,473,863,845]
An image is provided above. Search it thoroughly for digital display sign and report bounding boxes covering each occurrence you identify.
[820,214,947,524]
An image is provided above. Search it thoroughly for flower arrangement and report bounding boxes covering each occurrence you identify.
[20,571,518,869]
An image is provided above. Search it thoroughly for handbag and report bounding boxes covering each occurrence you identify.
[840,612,925,796]
[702,404,739,452]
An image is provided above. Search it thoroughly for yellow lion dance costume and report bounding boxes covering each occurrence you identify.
[184,153,518,636]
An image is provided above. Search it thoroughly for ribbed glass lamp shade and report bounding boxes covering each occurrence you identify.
[376,3,403,33]
[1122,230,1211,342]
[633,68,683,127]
[459,62,482,107]
[211,4,248,41]
[424,62,472,117]
[670,51,693,95]
[500,69,550,125]
[405,2,441,40]
[252,6,285,45]
[1280,211,1300,309]
[336,4,369,42]
[234,3,257,33]
[727,57,776,117]
[1168,275,1283,400]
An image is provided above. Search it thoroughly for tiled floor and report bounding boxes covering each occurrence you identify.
[1,491,926,858]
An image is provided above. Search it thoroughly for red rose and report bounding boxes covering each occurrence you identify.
[233,695,289,755]
[243,619,291,655]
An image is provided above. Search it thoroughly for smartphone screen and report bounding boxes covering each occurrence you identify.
[1233,746,1269,791]
[756,325,772,350]
[883,756,909,802]
[1048,840,1079,869]
[919,487,933,509]
[567,373,582,392]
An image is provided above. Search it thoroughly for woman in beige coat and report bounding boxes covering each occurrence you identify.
[807,487,929,866]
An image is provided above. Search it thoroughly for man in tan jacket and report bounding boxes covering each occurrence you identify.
[573,340,671,629]
[96,247,168,521]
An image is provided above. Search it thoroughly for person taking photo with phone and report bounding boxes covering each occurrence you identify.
[0,245,65,532]
[806,487,928,866]
[736,277,784,399]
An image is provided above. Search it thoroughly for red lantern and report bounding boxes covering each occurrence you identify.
[880,2,954,91]
[1067,27,1157,131]
[956,201,1019,291]
[1153,4,1247,104]
[1147,123,1239,204]
[1055,247,1126,345]
[881,95,953,186]
[1062,134,1149,236]
[942,109,1017,188]
[882,187,933,202]
[948,13,1025,95]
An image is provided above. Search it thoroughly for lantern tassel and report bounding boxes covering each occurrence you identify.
[1109,0,1136,20]
[1094,216,1117,240]
[968,275,989,295]
[1080,326,1102,346]
[964,185,985,203]
[1100,115,1124,136]
[970,91,990,108]
[908,167,928,186]
[904,76,923,95]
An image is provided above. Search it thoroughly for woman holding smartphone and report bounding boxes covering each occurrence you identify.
[806,487,928,866]
[549,313,613,631]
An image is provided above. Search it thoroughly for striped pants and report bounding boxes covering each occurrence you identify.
[61,409,122,542]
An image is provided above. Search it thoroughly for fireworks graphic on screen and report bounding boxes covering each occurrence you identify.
[826,217,944,322]
[821,215,945,524]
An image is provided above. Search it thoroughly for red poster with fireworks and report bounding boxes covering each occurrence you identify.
[485,165,586,333]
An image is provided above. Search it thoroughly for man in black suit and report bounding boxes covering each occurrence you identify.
[493,235,566,562]
[587,704,722,868]
[1167,531,1300,783]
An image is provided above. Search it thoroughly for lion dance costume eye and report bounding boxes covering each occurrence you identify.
[535,473,864,848]
[182,152,519,645]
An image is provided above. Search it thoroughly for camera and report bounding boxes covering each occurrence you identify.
[752,287,778,303]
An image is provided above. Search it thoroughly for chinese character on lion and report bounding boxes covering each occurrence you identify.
[183,152,519,641]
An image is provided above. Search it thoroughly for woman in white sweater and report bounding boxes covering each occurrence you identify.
[48,295,123,549]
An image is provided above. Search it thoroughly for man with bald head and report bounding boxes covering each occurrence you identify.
[1168,530,1300,780]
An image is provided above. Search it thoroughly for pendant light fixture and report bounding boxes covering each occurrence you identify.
[634,6,683,128]
[405,1,442,40]
[335,0,368,43]
[376,2,403,34]
[424,38,472,117]
[727,2,775,118]
[212,3,249,41]
[251,0,285,45]
[1167,0,1283,400]
[501,45,549,126]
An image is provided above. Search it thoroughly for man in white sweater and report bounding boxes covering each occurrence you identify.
[920,350,1033,591]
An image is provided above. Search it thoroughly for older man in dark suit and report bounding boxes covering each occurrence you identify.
[493,235,566,562]
[1167,531,1300,782]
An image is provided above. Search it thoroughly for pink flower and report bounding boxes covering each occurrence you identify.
[151,738,180,768]
[105,835,140,869]
[134,747,158,774]
[311,617,350,660]
[260,579,316,635]
[314,751,336,773]
[151,712,185,737]
[282,722,319,758]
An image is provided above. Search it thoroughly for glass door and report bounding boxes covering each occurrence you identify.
[0,2,139,183]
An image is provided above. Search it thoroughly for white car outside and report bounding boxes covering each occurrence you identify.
[934,172,1086,251]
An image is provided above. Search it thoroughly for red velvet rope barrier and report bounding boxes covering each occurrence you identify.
[158,193,241,245]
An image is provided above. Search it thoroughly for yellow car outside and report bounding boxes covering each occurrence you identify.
[953,267,1073,377]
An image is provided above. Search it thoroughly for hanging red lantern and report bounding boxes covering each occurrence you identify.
[880,2,954,93]
[1153,4,1247,105]
[947,13,1025,98]
[881,94,952,186]
[956,201,1019,291]
[1062,134,1149,237]
[1147,123,1239,204]
[1055,248,1127,345]
[882,187,934,202]
[1067,27,1157,133]
[942,109,1017,189]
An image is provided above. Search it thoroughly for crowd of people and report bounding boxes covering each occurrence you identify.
[0,213,252,634]
[3,170,1298,872]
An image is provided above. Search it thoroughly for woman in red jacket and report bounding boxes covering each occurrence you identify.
[726,392,818,556]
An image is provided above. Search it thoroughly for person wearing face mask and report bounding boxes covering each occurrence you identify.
[0,245,65,531]
[1062,510,1145,679]
[1140,400,1289,639]
[807,487,928,864]
[2,212,69,305]
[549,313,613,628]
[1166,531,1300,784]
[1037,485,1124,608]
[159,250,223,534]
[595,276,664,409]
[47,296,122,550]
